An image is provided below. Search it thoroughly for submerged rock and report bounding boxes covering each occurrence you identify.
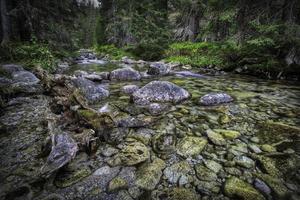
[199,93,233,106]
[174,71,204,78]
[206,129,226,146]
[72,77,109,103]
[148,103,168,115]
[176,136,207,157]
[132,81,190,105]
[41,133,78,178]
[224,177,265,200]
[151,187,199,200]
[135,158,166,190]
[109,141,149,166]
[110,67,141,81]
[163,161,191,185]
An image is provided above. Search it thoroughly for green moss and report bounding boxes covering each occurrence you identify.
[224,177,265,200]
[213,129,240,140]
[94,45,133,60]
[108,177,128,192]
[251,154,281,177]
[254,173,288,199]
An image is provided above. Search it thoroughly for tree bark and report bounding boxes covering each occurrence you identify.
[0,0,10,46]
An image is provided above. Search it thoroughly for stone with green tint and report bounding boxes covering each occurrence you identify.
[109,141,150,166]
[214,129,241,140]
[54,168,91,188]
[108,177,128,192]
[261,144,277,152]
[251,154,281,177]
[254,173,288,199]
[176,136,207,157]
[224,177,265,200]
[195,164,217,181]
[135,158,166,190]
[206,129,226,146]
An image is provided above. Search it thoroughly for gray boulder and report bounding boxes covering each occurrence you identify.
[72,77,109,103]
[41,133,78,178]
[132,81,190,105]
[122,85,139,95]
[110,67,141,81]
[147,62,171,76]
[199,92,233,106]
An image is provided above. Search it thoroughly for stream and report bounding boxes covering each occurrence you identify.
[0,58,299,200]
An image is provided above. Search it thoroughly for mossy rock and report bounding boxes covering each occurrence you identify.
[108,177,128,192]
[251,154,282,177]
[213,129,241,140]
[206,129,226,146]
[257,121,300,144]
[135,158,166,190]
[54,168,91,188]
[224,177,265,200]
[176,136,207,157]
[253,173,289,199]
[77,109,115,131]
[151,187,200,200]
[194,164,217,181]
[109,141,150,166]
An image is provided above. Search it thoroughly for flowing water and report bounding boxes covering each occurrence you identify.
[0,61,299,199]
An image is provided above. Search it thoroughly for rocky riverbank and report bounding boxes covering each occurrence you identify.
[0,51,299,200]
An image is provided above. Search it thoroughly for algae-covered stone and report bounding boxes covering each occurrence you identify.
[135,158,166,190]
[195,164,217,181]
[108,177,128,192]
[204,160,223,173]
[151,187,200,200]
[110,141,149,166]
[261,144,277,153]
[77,109,115,131]
[54,168,91,188]
[213,129,241,140]
[257,121,300,143]
[224,177,265,200]
[234,156,255,169]
[152,133,176,155]
[251,154,281,177]
[176,136,207,157]
[164,161,191,184]
[206,129,226,146]
[253,173,288,199]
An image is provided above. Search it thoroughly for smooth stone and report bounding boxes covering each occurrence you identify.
[248,144,262,154]
[254,178,272,197]
[110,67,141,81]
[199,93,234,106]
[132,81,190,105]
[174,71,204,78]
[147,62,171,76]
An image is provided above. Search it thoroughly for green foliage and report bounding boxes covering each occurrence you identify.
[95,45,133,60]
[0,41,56,71]
[165,41,238,68]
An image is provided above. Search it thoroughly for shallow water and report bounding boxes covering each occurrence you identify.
[1,61,300,199]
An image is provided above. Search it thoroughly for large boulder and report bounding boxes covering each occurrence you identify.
[0,64,42,94]
[199,92,233,106]
[72,77,109,103]
[110,67,141,81]
[147,62,171,76]
[132,81,190,105]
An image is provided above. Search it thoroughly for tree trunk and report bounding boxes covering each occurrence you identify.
[0,0,10,46]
